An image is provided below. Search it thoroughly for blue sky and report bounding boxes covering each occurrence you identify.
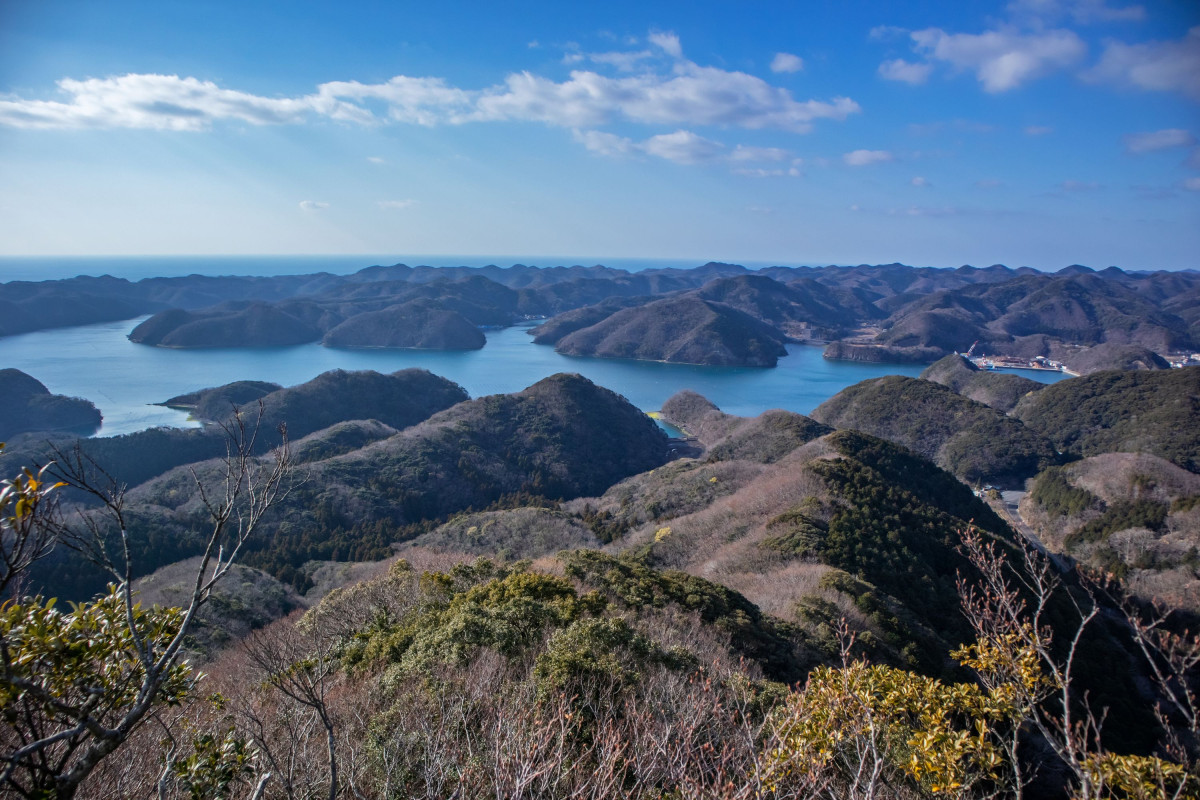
[1,0,1197,269]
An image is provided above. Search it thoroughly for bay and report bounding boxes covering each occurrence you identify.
[0,317,1066,438]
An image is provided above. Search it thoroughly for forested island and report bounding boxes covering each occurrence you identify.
[2,260,1199,799]
[4,260,1197,369]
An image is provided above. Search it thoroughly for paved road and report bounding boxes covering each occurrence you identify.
[988,490,1072,572]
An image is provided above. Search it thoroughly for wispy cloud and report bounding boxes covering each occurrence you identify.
[0,74,322,131]
[1123,128,1195,153]
[0,34,862,137]
[879,59,934,85]
[1182,176,1200,191]
[1085,27,1200,101]
[470,63,859,132]
[648,31,683,59]
[299,200,329,211]
[574,128,798,169]
[576,49,655,71]
[869,25,909,41]
[377,199,415,209]
[574,128,727,164]
[730,145,791,162]
[640,130,725,164]
[1006,0,1146,25]
[366,156,386,164]
[1024,125,1054,135]
[573,129,639,158]
[911,176,930,186]
[770,53,804,73]
[844,149,894,166]
[908,27,1086,92]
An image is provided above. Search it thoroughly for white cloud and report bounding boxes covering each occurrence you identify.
[730,144,790,162]
[471,63,859,132]
[1123,128,1196,153]
[0,74,320,131]
[1024,125,1054,135]
[0,34,860,136]
[575,129,800,170]
[1183,176,1200,191]
[844,149,894,166]
[1086,27,1200,101]
[910,27,1086,92]
[648,31,683,59]
[771,53,805,73]
[572,129,638,158]
[299,200,329,211]
[878,59,934,85]
[366,156,386,164]
[582,50,655,71]
[312,75,471,125]
[734,168,788,178]
[377,199,415,209]
[641,130,725,164]
[573,128,722,165]
[869,25,909,40]
[911,176,930,186]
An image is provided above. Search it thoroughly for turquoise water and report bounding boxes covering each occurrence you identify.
[0,317,1066,438]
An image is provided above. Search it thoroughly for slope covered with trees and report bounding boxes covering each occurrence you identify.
[554,295,790,367]
[1014,367,1200,472]
[810,375,1060,486]
[27,373,668,599]
[0,369,102,440]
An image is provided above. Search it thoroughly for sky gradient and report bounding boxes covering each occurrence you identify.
[1,0,1198,269]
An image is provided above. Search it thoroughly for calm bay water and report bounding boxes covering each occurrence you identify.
[0,317,1065,438]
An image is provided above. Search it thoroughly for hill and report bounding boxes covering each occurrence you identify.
[919,355,1044,411]
[232,367,469,446]
[822,342,945,364]
[322,302,485,349]
[811,375,1059,486]
[163,380,282,419]
[562,417,1015,672]
[876,272,1199,358]
[128,301,323,347]
[1058,342,1171,375]
[693,274,853,339]
[555,295,789,367]
[133,557,303,657]
[34,374,668,599]
[3,369,468,505]
[528,295,655,344]
[1020,453,1200,610]
[1013,367,1200,472]
[0,368,102,439]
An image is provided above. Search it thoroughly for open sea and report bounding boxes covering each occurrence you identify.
[0,254,834,283]
[0,256,1066,437]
